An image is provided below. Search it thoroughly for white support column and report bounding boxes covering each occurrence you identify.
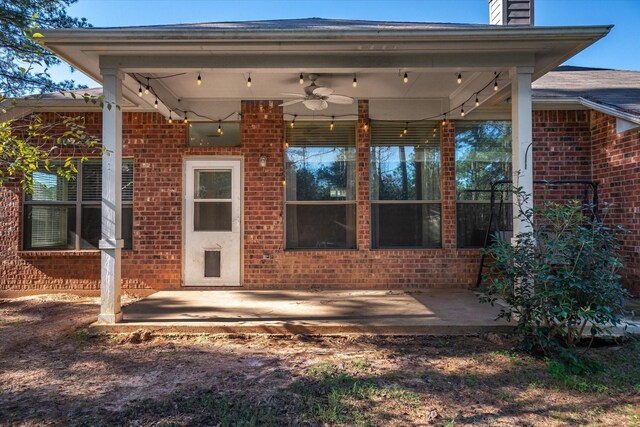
[510,67,534,238]
[98,68,124,324]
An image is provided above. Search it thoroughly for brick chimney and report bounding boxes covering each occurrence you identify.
[489,0,534,25]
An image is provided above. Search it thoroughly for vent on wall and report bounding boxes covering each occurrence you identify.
[489,0,534,26]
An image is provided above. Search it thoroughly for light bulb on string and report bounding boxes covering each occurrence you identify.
[154,97,158,109]
[457,73,462,84]
[138,85,143,97]
[247,73,252,88]
[403,122,408,135]
[442,114,447,127]
[290,114,296,129]
[330,116,335,131]
[475,95,480,107]
[217,121,223,135]
[183,112,189,124]
[352,74,358,88]
[363,120,369,132]
[460,106,465,117]
[168,111,173,124]
[403,72,409,84]
[299,73,304,85]
[197,73,202,86]
[144,78,150,95]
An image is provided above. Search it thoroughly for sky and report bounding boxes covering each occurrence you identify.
[53,0,640,87]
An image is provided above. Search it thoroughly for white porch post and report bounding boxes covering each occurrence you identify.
[510,67,534,238]
[98,68,124,324]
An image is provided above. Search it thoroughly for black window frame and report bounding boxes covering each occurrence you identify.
[454,121,512,249]
[369,120,442,249]
[284,120,357,250]
[23,158,134,251]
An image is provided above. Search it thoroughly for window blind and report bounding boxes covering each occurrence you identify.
[286,121,356,147]
[371,120,440,147]
[81,159,134,202]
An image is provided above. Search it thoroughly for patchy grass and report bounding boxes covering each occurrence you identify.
[1,295,639,426]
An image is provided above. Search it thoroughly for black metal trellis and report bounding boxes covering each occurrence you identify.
[476,179,600,287]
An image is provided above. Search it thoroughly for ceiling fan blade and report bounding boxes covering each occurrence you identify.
[320,100,329,110]
[326,94,354,105]
[312,86,333,97]
[279,99,305,107]
[280,93,306,97]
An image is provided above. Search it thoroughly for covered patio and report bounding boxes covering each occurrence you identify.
[36,19,611,325]
[91,289,512,334]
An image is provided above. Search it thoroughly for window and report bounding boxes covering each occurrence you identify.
[455,121,512,248]
[23,159,134,250]
[188,122,241,147]
[285,121,356,249]
[370,121,441,249]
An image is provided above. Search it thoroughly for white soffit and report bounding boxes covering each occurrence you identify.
[369,99,449,121]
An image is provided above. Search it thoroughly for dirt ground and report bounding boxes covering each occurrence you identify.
[0,295,638,427]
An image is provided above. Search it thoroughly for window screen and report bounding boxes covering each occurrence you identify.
[455,121,512,248]
[285,121,357,250]
[23,159,134,250]
[370,120,442,249]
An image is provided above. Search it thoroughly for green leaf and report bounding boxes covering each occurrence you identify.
[32,33,44,38]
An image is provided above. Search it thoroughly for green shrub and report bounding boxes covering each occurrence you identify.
[479,189,628,362]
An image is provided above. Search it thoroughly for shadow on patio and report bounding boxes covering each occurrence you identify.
[93,289,513,335]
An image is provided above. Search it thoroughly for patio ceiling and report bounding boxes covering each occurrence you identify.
[38,19,611,121]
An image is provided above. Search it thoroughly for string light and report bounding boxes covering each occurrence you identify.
[290,114,296,128]
[144,78,150,95]
[494,73,499,91]
[352,74,358,88]
[168,111,173,124]
[403,72,409,84]
[363,120,369,132]
[247,73,252,88]
[330,116,335,131]
[197,73,202,86]
[138,85,143,97]
[460,106,465,117]
[442,114,447,126]
[299,73,304,85]
[154,97,158,109]
[217,120,223,135]
[403,122,408,135]
[183,112,189,124]
[457,73,462,84]
[475,95,480,107]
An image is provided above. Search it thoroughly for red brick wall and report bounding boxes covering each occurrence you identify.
[532,110,593,204]
[2,107,638,293]
[591,111,640,294]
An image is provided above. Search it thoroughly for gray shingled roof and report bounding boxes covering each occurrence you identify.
[93,17,493,31]
[533,66,640,119]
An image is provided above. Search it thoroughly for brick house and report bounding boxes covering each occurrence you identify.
[2,2,639,323]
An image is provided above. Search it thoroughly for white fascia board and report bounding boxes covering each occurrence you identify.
[578,97,640,126]
[39,25,612,44]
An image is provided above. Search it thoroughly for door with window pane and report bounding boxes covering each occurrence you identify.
[184,159,241,286]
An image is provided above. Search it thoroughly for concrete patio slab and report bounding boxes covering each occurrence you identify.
[91,289,513,335]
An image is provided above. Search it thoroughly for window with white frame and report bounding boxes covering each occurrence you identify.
[23,159,134,250]
[285,121,356,249]
[370,120,442,249]
[455,121,512,248]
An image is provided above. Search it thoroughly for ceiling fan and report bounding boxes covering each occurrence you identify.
[279,74,354,111]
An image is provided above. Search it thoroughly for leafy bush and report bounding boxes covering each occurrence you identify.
[479,188,629,362]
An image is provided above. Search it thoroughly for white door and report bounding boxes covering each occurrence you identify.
[184,159,241,286]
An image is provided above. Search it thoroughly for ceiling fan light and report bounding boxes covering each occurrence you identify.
[303,99,326,111]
